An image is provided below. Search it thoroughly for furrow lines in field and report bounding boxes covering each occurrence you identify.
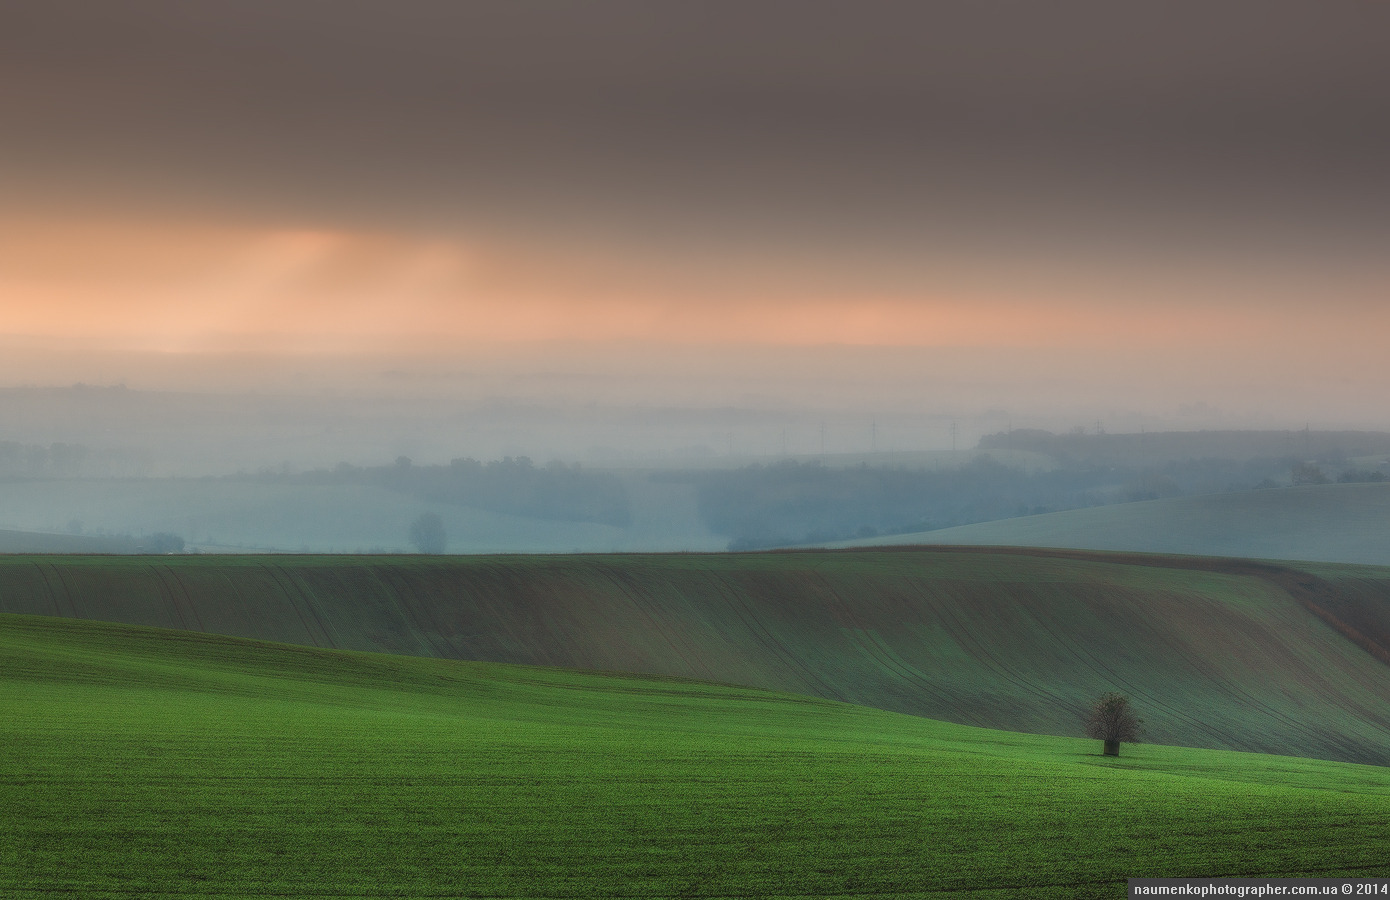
[31,561,72,620]
[256,563,325,648]
[1059,592,1276,750]
[1007,585,1216,743]
[859,627,961,711]
[1101,583,1355,755]
[146,563,196,634]
[285,569,339,649]
[715,571,844,701]
[1261,569,1390,669]
[593,565,704,679]
[925,580,1074,722]
[370,565,452,658]
[818,576,958,712]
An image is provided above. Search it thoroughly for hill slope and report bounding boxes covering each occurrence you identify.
[4,614,1389,897]
[4,549,1390,764]
[836,482,1390,565]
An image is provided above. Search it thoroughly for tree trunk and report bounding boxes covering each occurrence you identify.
[1103,739,1120,756]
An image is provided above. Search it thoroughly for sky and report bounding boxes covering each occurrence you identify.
[2,1,1388,440]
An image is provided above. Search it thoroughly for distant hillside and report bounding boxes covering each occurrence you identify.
[5,548,1390,765]
[837,482,1390,565]
[0,528,141,554]
[6,429,1385,554]
[0,477,722,554]
[979,428,1390,467]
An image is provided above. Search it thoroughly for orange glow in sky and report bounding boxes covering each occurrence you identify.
[3,217,1385,359]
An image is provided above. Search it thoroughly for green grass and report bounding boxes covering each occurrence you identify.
[5,550,1390,765]
[2,614,1390,899]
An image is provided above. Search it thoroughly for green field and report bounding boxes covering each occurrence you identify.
[4,549,1390,765]
[836,482,1390,566]
[3,613,1388,899]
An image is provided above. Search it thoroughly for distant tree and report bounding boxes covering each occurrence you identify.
[1337,469,1387,484]
[408,512,446,554]
[1291,462,1329,486]
[141,532,185,554]
[1086,692,1143,757]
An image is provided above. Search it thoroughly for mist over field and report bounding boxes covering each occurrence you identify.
[1,2,1386,557]
[4,391,1389,559]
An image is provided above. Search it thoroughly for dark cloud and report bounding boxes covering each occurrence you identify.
[2,1,1387,257]
[3,3,1388,428]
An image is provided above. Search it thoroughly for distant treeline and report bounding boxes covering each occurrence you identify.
[0,442,90,478]
[668,452,1325,550]
[247,456,632,527]
[0,441,151,478]
[0,528,184,554]
[670,457,1063,549]
[980,428,1390,467]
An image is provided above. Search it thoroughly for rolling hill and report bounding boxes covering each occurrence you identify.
[3,613,1389,897]
[837,482,1390,565]
[4,548,1390,765]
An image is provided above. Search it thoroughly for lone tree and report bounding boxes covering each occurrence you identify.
[408,512,446,554]
[1086,692,1143,757]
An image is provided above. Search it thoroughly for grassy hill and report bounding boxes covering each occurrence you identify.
[3,613,1388,898]
[837,482,1390,566]
[5,548,1390,765]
